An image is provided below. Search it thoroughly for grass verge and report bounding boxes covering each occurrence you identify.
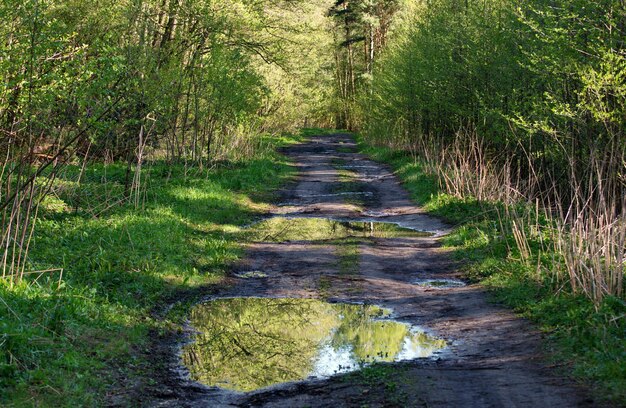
[0,132,303,406]
[357,136,626,404]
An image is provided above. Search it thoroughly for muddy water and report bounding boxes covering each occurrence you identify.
[182,298,445,392]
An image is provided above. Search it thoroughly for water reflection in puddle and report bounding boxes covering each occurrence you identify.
[248,217,432,242]
[360,210,400,218]
[300,192,374,198]
[414,279,466,288]
[233,271,268,279]
[182,297,446,392]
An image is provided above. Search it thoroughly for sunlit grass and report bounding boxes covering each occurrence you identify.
[0,134,300,406]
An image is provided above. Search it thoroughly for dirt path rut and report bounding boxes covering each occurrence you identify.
[152,133,596,408]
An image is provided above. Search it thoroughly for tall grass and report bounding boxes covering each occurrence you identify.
[550,153,625,303]
[416,130,527,205]
[411,129,625,307]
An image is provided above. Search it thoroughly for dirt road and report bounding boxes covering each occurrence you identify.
[150,133,596,408]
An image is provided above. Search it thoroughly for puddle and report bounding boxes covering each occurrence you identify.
[233,271,268,279]
[360,210,399,218]
[339,165,380,170]
[300,192,374,198]
[248,217,432,242]
[182,298,446,392]
[414,279,466,289]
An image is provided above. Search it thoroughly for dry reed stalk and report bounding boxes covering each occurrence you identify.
[412,126,625,306]
[430,130,523,205]
[553,191,625,304]
[21,268,64,289]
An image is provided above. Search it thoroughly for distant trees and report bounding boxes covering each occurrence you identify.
[327,0,400,129]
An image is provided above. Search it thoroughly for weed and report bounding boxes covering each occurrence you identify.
[318,276,331,299]
[350,363,408,405]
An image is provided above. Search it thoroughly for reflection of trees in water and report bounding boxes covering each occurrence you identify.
[404,331,447,358]
[182,298,445,392]
[331,304,446,362]
[249,218,426,242]
[183,298,338,392]
[331,304,408,362]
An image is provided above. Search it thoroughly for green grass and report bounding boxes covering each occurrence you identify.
[357,135,626,404]
[0,132,302,406]
[336,237,360,276]
[347,363,409,406]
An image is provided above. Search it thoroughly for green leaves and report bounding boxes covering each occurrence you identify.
[362,0,626,197]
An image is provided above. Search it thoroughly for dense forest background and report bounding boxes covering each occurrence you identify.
[1,0,624,405]
[362,0,625,304]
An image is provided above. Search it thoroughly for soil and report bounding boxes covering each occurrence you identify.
[133,134,599,408]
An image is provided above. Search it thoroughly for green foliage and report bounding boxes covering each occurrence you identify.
[362,0,626,192]
[0,0,336,165]
[0,134,298,405]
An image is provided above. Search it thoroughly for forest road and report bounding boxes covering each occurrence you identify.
[147,133,599,408]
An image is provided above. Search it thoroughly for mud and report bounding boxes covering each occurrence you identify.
[139,134,598,408]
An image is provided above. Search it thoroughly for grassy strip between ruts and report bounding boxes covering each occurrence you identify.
[357,135,626,404]
[0,131,311,407]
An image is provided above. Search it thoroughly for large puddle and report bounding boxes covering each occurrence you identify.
[182,297,446,392]
[247,217,431,242]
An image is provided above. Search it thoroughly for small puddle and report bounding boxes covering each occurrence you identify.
[414,279,466,289]
[248,217,432,242]
[360,210,400,218]
[339,165,380,170]
[233,271,268,279]
[182,297,446,392]
[300,192,374,198]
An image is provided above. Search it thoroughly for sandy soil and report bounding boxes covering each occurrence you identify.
[142,134,598,408]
